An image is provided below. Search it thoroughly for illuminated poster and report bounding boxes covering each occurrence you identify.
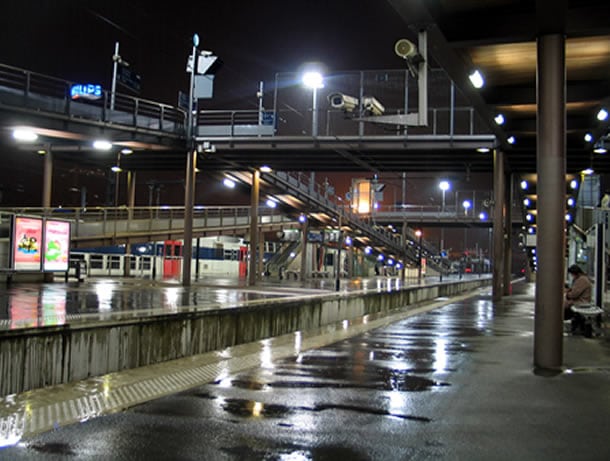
[44,220,71,271]
[13,216,43,271]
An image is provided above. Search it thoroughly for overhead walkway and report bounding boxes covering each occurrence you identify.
[0,207,295,248]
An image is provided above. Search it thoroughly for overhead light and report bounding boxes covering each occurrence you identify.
[596,108,608,121]
[259,165,272,173]
[520,180,528,190]
[111,166,122,173]
[302,71,324,89]
[195,168,201,173]
[120,148,134,155]
[570,179,578,190]
[565,214,572,222]
[526,214,533,222]
[494,114,505,125]
[12,128,38,142]
[266,198,277,208]
[582,168,594,175]
[364,246,372,255]
[523,198,531,207]
[223,178,236,189]
[439,180,450,191]
[462,200,472,210]
[345,236,352,245]
[468,70,485,89]
[377,254,385,261]
[528,227,535,234]
[37,149,47,155]
[584,133,593,143]
[479,212,487,221]
[298,214,307,223]
[93,140,113,150]
[594,146,607,154]
[507,136,516,145]
[476,147,490,153]
[567,197,575,207]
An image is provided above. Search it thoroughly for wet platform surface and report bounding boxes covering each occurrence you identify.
[1,282,608,460]
[0,274,482,330]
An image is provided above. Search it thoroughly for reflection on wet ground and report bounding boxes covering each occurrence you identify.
[2,283,610,460]
[0,274,488,330]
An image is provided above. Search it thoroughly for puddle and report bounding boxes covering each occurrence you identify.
[221,399,293,418]
[30,442,75,456]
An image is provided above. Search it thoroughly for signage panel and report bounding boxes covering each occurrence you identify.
[13,216,43,271]
[43,220,71,271]
[70,83,102,100]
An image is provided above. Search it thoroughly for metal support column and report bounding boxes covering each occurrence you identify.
[124,171,136,277]
[181,150,196,286]
[534,33,566,370]
[248,170,260,286]
[492,149,505,301]
[503,174,513,295]
[300,220,308,281]
[42,147,52,209]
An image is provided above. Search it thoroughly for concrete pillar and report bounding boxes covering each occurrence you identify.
[42,147,52,209]
[534,33,566,370]
[503,174,513,295]
[300,220,308,281]
[181,150,197,286]
[248,170,260,286]
[492,149,505,301]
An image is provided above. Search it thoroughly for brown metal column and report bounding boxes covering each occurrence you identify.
[124,171,137,277]
[248,170,260,286]
[300,219,308,281]
[534,33,566,370]
[492,149,505,301]
[181,150,197,286]
[42,147,53,209]
[503,174,513,295]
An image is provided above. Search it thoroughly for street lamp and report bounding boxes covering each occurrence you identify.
[462,199,472,216]
[439,180,450,212]
[415,229,423,283]
[302,71,324,137]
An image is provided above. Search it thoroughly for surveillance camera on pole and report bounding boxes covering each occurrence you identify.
[328,92,359,113]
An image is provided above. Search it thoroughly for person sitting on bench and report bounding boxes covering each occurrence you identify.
[563,264,592,320]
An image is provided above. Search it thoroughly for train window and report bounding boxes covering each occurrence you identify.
[90,255,103,269]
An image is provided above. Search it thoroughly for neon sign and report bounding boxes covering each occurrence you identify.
[70,83,102,100]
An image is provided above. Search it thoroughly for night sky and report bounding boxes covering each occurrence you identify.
[1,1,412,107]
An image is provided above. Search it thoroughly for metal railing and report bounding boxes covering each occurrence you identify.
[0,63,186,135]
[0,206,294,244]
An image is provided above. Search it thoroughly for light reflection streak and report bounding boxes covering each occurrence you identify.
[95,281,115,311]
[433,339,448,373]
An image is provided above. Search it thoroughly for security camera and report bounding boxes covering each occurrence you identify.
[362,96,385,116]
[327,92,359,113]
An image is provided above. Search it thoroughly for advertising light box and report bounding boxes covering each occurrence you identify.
[13,216,43,271]
[44,220,71,272]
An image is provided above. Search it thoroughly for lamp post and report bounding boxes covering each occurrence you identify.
[439,180,450,212]
[415,229,423,283]
[302,71,324,137]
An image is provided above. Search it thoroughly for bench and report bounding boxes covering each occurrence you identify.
[570,304,605,337]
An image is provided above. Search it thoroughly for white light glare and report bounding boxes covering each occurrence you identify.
[12,128,38,142]
[597,108,608,121]
[523,198,531,207]
[570,179,578,190]
[479,212,487,220]
[266,199,277,208]
[462,200,472,210]
[259,165,272,173]
[93,140,112,150]
[582,168,594,175]
[469,70,485,89]
[439,180,450,191]
[520,180,528,190]
[584,133,593,142]
[302,71,324,89]
[223,178,236,189]
[507,136,516,145]
[494,114,505,125]
[567,197,575,207]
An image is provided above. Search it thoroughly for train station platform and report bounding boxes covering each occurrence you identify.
[0,281,608,459]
